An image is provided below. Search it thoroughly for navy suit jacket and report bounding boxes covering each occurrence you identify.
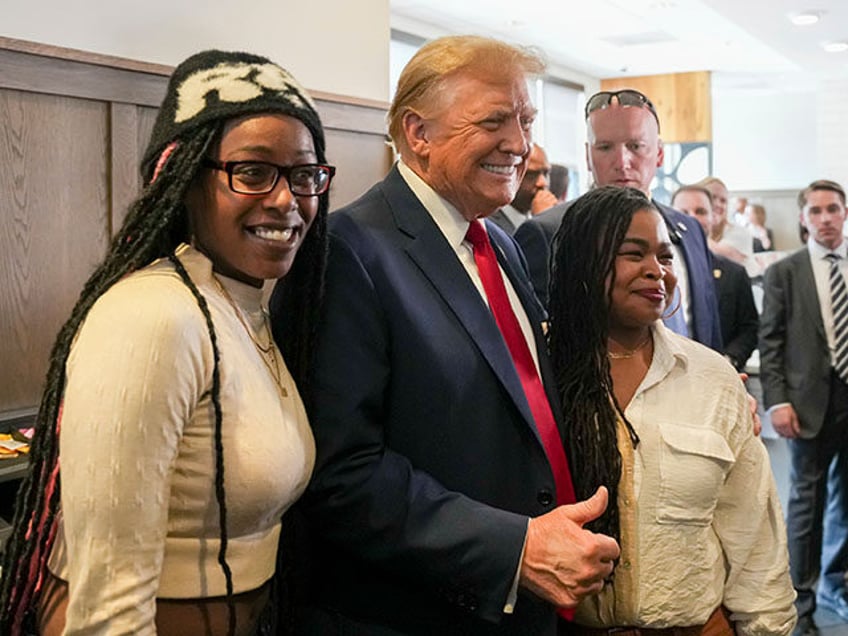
[274,166,563,634]
[759,248,833,437]
[514,198,723,351]
[712,253,758,370]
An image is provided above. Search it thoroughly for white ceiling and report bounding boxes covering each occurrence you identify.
[391,0,848,92]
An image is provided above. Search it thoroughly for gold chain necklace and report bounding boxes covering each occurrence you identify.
[211,274,288,398]
[607,335,652,360]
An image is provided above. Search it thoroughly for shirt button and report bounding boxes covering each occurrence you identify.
[621,560,631,570]
[537,489,554,506]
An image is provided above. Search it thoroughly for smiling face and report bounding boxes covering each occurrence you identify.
[185,113,319,287]
[608,208,678,337]
[801,188,847,250]
[405,67,535,220]
[586,104,663,195]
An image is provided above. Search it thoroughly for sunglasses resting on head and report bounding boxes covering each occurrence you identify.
[584,89,661,132]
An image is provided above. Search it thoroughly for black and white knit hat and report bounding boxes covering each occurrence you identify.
[142,49,326,179]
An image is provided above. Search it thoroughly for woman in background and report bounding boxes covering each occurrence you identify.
[549,186,795,635]
[0,49,333,635]
[746,202,775,251]
[698,176,755,266]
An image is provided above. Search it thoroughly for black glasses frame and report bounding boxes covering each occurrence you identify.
[584,89,660,132]
[202,159,336,196]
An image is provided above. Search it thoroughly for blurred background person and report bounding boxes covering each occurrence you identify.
[489,143,558,233]
[732,195,749,226]
[698,176,756,268]
[800,222,811,245]
[672,185,758,371]
[746,202,775,252]
[548,163,570,204]
[550,186,795,636]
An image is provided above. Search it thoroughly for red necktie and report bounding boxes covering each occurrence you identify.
[465,220,575,507]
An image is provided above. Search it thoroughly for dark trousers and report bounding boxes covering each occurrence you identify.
[787,372,848,618]
[296,603,556,635]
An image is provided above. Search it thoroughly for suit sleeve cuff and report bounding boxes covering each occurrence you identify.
[503,518,530,614]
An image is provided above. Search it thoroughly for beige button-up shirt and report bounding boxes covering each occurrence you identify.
[575,323,796,635]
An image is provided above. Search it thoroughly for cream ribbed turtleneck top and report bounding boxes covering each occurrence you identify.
[48,244,315,634]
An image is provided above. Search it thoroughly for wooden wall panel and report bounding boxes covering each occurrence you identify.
[0,89,109,411]
[600,71,712,143]
[110,102,141,233]
[324,128,393,209]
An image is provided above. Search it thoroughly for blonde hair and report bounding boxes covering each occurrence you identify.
[695,176,727,191]
[387,35,545,154]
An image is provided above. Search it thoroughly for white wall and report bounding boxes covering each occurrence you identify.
[712,74,848,251]
[712,83,817,192]
[2,0,391,102]
[817,77,848,192]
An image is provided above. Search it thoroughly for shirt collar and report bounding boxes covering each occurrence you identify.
[808,237,848,260]
[397,159,472,251]
[637,322,689,394]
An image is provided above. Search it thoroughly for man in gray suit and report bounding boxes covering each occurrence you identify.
[760,179,848,636]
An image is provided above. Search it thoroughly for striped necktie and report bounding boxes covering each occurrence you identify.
[827,253,848,383]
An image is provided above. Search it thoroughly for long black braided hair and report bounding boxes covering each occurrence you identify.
[547,185,656,543]
[0,49,330,635]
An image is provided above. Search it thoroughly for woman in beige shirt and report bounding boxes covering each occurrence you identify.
[549,186,795,635]
[0,50,335,636]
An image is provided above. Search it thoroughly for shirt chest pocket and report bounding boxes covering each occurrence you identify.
[656,423,734,526]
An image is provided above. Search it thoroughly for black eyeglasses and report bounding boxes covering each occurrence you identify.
[202,159,335,196]
[584,89,660,132]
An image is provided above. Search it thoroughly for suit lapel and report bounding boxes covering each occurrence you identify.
[380,168,543,445]
[797,250,828,343]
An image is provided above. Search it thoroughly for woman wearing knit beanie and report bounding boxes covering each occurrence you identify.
[0,49,334,636]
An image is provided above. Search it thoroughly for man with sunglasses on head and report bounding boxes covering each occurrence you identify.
[514,89,722,351]
[490,143,559,234]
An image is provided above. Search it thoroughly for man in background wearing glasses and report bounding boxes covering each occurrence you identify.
[514,89,722,351]
[489,143,559,234]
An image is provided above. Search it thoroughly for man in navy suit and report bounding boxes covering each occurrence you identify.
[272,36,618,635]
[671,184,758,371]
[514,89,722,351]
[760,180,848,636]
